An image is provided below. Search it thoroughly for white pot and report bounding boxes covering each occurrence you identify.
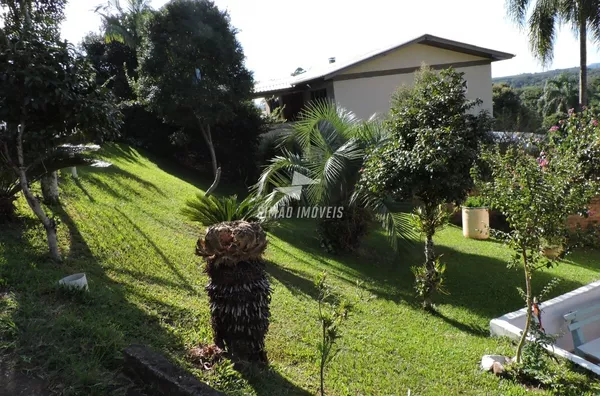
[462,207,490,240]
[58,273,89,291]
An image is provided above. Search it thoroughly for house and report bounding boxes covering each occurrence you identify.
[254,34,514,120]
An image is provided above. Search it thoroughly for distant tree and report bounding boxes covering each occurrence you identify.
[358,67,492,308]
[0,0,121,260]
[493,83,534,131]
[94,0,152,50]
[539,73,578,116]
[507,0,600,107]
[135,0,254,194]
[81,33,137,100]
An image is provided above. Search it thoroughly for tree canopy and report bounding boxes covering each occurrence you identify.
[135,0,254,187]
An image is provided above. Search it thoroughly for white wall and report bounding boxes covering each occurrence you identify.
[333,63,493,120]
[339,43,485,75]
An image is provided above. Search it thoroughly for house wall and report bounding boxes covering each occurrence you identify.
[338,43,486,74]
[331,43,493,120]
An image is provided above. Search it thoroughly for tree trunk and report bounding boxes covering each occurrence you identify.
[196,221,271,362]
[71,167,78,179]
[199,123,221,197]
[423,232,436,309]
[41,171,59,205]
[579,20,588,108]
[516,248,532,363]
[15,124,61,261]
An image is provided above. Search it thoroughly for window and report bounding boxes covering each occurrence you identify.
[310,88,327,101]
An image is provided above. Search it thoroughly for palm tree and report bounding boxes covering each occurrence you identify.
[255,100,415,252]
[195,220,271,362]
[94,0,151,50]
[507,0,600,107]
[540,73,579,115]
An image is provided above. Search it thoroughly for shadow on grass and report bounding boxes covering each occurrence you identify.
[265,260,319,299]
[269,219,597,333]
[112,207,197,295]
[0,215,188,394]
[239,363,312,396]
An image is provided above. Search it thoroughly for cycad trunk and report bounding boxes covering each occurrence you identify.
[196,221,271,362]
[41,171,59,205]
[579,20,588,108]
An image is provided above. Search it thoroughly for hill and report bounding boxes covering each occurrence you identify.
[493,63,600,88]
[1,144,599,394]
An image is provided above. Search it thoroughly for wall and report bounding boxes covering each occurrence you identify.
[333,63,492,120]
[339,43,486,75]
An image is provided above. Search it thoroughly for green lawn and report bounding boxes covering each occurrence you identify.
[1,144,600,395]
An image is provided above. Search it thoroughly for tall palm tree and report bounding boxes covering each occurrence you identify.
[540,73,579,115]
[255,100,415,252]
[94,0,151,50]
[507,0,600,107]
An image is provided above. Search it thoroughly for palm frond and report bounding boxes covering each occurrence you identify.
[182,193,268,226]
[528,0,560,66]
[352,190,417,252]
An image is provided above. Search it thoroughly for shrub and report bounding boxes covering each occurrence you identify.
[317,206,371,253]
[358,66,492,308]
[462,196,488,208]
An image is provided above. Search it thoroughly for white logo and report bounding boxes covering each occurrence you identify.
[275,171,318,200]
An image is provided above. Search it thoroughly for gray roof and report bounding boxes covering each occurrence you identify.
[254,34,514,95]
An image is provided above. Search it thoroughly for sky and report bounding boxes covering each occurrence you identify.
[61,0,600,82]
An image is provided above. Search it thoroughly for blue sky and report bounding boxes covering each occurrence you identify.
[61,0,600,81]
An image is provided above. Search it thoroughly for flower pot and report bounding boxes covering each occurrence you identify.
[462,207,489,240]
[58,273,88,291]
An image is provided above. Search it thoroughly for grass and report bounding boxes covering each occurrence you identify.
[1,143,600,395]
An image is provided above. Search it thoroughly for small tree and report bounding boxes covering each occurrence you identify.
[0,0,121,260]
[135,0,254,194]
[315,272,349,396]
[358,66,492,308]
[475,142,596,363]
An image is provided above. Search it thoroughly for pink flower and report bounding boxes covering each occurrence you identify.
[549,125,559,132]
[593,119,599,127]
[537,157,549,168]
[587,209,597,217]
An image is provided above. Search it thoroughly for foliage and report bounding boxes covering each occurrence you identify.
[315,272,350,396]
[411,254,447,303]
[94,0,152,50]
[462,195,488,208]
[358,66,492,307]
[255,100,416,252]
[135,0,255,183]
[317,206,371,253]
[80,32,138,100]
[549,107,600,179]
[0,0,122,260]
[492,83,541,132]
[182,193,268,226]
[540,73,578,116]
[475,140,597,363]
[196,221,271,362]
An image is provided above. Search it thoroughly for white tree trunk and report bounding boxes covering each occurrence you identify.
[15,124,61,261]
[71,166,78,179]
[41,171,59,205]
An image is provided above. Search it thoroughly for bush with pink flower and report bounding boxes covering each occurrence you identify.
[549,107,600,179]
